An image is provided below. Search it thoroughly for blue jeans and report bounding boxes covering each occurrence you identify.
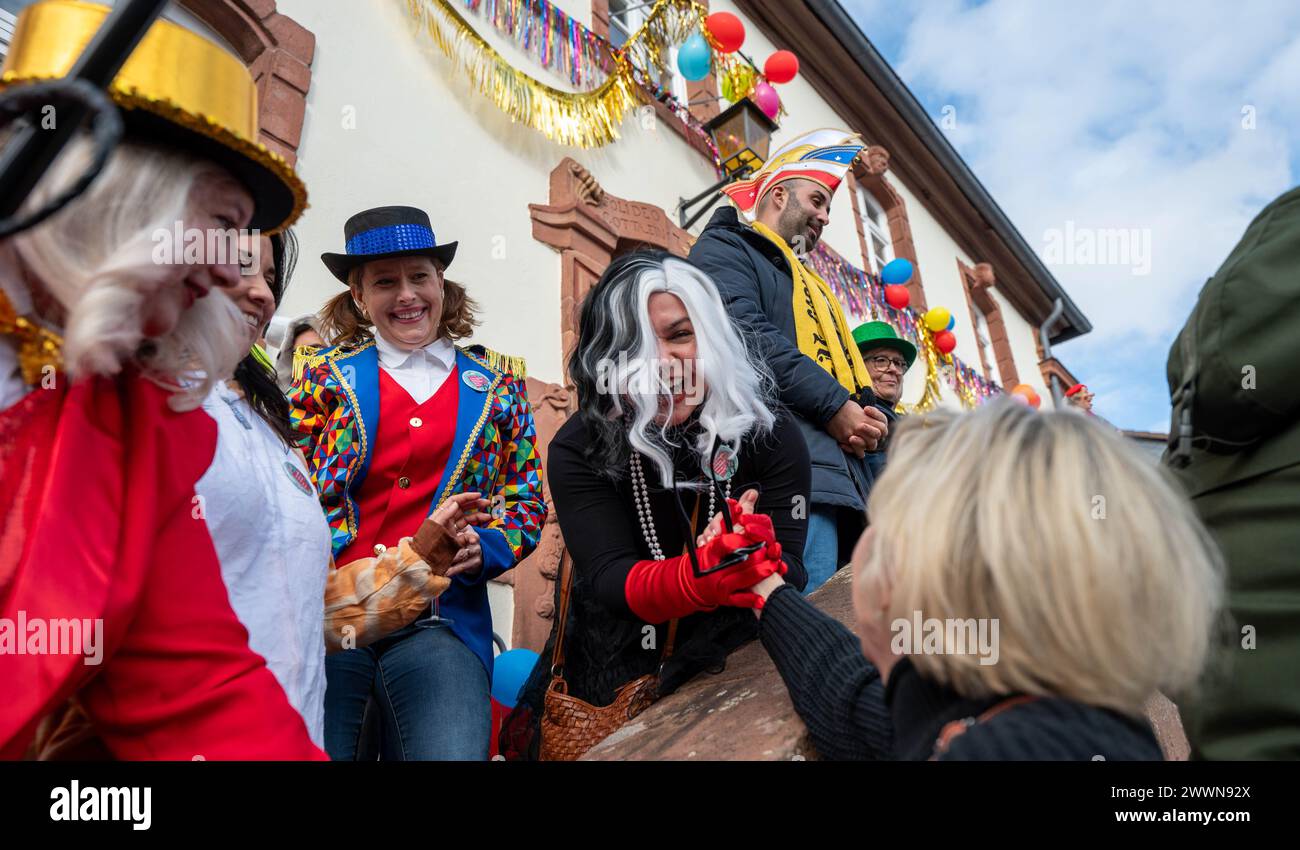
[324,620,491,760]
[802,506,842,594]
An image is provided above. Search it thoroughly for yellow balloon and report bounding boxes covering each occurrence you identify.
[924,307,951,332]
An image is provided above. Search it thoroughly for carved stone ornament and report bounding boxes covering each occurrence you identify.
[569,161,606,206]
[863,145,890,177]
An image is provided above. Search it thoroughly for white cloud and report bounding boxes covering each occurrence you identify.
[843,0,1300,428]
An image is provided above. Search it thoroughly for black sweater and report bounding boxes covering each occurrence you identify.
[515,409,811,722]
[758,584,1165,760]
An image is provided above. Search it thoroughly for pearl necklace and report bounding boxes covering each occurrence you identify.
[630,451,730,560]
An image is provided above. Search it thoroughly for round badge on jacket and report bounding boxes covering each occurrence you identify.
[462,370,491,392]
[705,443,740,481]
[284,461,315,496]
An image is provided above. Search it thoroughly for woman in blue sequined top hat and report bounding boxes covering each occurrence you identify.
[290,205,546,760]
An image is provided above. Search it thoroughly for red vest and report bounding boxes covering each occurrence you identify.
[336,366,459,564]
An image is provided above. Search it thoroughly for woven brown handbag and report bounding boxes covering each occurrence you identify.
[538,498,698,761]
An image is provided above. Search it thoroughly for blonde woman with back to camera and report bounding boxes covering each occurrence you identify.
[747,400,1224,760]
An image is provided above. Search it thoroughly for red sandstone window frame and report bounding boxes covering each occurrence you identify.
[957,259,1019,389]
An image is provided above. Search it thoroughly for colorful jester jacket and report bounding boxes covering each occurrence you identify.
[288,340,546,674]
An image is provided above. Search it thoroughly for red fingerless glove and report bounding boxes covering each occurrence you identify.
[624,512,787,622]
[711,503,787,580]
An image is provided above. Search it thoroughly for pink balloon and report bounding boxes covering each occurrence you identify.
[752,82,780,119]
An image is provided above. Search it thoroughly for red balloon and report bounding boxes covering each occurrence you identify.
[764,50,799,84]
[884,284,910,310]
[706,12,746,53]
[934,330,957,354]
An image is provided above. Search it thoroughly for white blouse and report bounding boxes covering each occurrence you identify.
[195,380,332,747]
[374,333,455,404]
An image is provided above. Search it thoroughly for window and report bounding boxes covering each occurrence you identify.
[661,44,689,103]
[609,0,689,102]
[607,0,639,50]
[857,185,893,275]
[607,0,666,53]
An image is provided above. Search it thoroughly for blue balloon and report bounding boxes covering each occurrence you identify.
[677,33,713,82]
[880,258,913,285]
[492,648,540,709]
[945,315,955,331]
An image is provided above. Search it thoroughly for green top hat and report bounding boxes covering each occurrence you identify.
[852,321,917,370]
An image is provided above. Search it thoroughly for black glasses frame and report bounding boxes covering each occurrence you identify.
[866,355,909,373]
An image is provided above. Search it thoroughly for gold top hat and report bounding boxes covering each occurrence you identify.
[0,0,306,233]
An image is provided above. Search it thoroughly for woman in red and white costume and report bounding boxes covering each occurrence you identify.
[0,1,323,760]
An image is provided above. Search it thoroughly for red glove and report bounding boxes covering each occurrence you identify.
[624,512,787,622]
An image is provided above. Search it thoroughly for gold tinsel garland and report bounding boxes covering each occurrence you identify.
[898,314,944,415]
[472,344,528,379]
[403,0,707,148]
[0,289,62,386]
[900,333,989,413]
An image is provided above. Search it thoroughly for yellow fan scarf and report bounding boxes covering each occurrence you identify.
[751,221,872,394]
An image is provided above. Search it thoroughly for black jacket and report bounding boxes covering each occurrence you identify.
[758,585,1164,760]
[689,207,873,510]
[862,393,899,482]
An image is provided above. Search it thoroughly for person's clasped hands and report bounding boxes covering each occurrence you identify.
[827,399,889,458]
[430,491,492,578]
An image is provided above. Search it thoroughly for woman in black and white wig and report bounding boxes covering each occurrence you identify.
[503,249,810,759]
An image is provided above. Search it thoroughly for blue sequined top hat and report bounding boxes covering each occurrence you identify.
[321,205,458,283]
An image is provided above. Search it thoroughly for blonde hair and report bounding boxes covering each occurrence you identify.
[8,136,246,410]
[862,401,1225,716]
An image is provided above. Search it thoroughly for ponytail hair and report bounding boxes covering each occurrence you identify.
[318,269,369,348]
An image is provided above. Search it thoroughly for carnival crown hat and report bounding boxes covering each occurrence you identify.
[0,0,305,233]
[852,320,917,370]
[321,205,458,283]
[722,127,865,221]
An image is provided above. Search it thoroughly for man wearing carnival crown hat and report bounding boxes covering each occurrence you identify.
[0,0,324,759]
[290,205,546,760]
[690,128,887,593]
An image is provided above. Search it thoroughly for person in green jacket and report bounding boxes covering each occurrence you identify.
[1165,184,1300,759]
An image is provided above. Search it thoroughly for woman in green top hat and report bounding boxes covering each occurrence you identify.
[851,321,916,478]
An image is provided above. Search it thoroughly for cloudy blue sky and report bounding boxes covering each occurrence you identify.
[843,0,1300,431]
